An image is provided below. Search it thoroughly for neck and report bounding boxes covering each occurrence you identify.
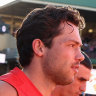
[23,57,56,96]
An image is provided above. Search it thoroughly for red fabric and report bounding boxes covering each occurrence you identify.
[0,67,43,96]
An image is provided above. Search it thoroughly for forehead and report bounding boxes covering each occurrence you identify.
[58,21,82,45]
[77,65,91,81]
[58,21,79,34]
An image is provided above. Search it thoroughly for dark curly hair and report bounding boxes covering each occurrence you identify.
[16,5,85,67]
[81,51,93,69]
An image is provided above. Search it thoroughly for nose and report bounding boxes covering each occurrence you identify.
[75,51,85,62]
[80,83,86,93]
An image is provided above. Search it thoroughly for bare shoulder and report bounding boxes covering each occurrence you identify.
[0,81,18,96]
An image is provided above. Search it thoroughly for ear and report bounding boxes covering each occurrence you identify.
[32,39,45,56]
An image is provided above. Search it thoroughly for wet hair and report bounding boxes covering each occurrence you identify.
[81,51,93,69]
[16,5,85,67]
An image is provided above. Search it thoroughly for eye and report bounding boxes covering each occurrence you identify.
[69,44,75,47]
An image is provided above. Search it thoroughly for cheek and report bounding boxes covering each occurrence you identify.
[72,80,79,88]
[64,46,75,57]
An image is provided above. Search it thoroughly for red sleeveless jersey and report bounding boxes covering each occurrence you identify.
[0,67,43,96]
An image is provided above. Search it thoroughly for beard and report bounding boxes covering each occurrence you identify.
[50,70,74,85]
[42,60,74,86]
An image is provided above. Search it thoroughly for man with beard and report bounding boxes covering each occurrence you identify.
[51,52,92,96]
[0,5,85,96]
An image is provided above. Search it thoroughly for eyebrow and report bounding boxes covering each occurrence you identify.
[80,78,86,81]
[64,39,83,47]
[79,77,89,81]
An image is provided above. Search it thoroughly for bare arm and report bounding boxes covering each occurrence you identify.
[0,81,18,96]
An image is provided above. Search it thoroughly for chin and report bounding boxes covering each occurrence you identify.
[63,79,74,85]
[54,75,74,85]
[66,81,73,85]
[69,77,74,83]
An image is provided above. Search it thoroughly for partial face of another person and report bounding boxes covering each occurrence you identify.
[42,21,84,85]
[51,64,91,96]
[71,64,91,96]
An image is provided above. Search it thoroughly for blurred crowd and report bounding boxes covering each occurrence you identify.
[82,40,96,59]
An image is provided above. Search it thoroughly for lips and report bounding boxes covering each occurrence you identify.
[71,63,80,74]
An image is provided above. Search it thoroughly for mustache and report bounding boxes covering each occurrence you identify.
[71,62,80,68]
[72,62,80,65]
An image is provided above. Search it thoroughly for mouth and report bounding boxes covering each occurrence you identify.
[71,63,80,74]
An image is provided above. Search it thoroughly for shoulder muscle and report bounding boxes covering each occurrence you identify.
[0,81,18,96]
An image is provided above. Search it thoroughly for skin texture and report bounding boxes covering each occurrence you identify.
[0,22,84,96]
[42,22,84,86]
[0,81,18,96]
[51,64,91,96]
